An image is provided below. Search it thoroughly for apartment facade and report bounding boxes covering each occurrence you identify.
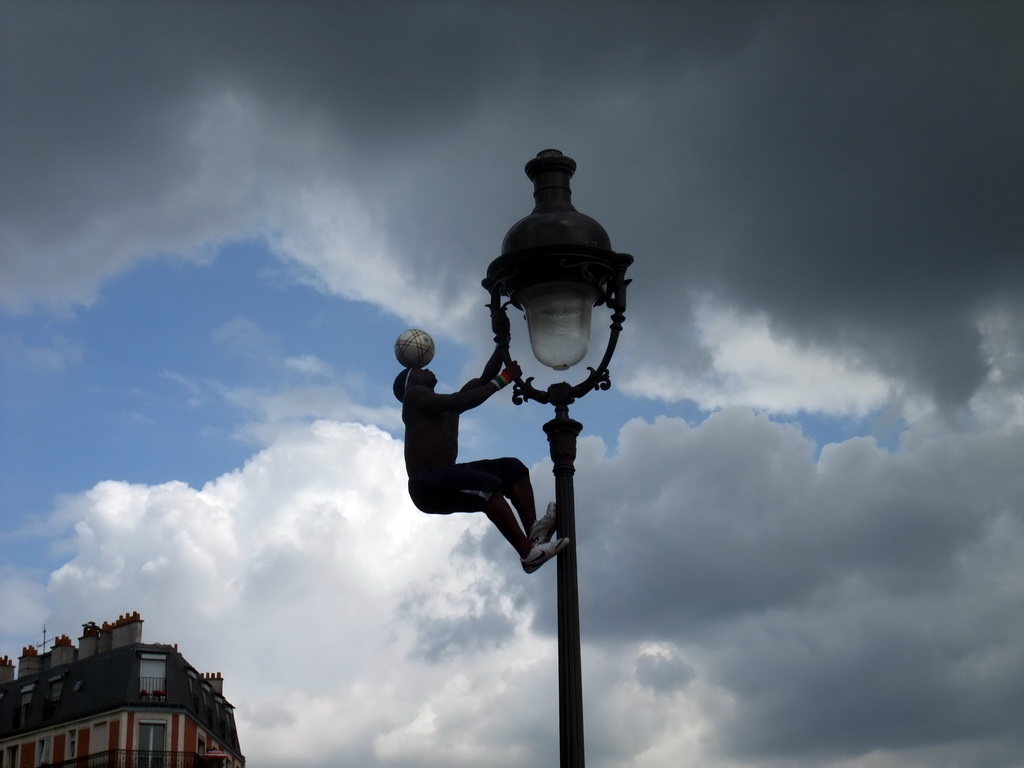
[0,613,243,768]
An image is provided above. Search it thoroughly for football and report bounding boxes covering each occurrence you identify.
[394,329,435,368]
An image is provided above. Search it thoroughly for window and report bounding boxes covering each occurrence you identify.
[5,746,19,768]
[44,676,63,719]
[138,722,167,768]
[188,672,199,710]
[92,722,108,754]
[139,654,167,699]
[36,736,51,767]
[15,685,34,728]
[67,729,77,759]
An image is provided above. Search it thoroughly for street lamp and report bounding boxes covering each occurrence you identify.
[483,149,633,768]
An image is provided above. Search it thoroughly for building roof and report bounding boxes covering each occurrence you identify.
[0,641,242,757]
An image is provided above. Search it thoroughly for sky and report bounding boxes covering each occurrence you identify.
[1,2,1023,767]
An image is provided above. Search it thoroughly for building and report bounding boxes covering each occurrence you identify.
[0,612,244,768]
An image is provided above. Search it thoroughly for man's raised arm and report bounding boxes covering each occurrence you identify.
[461,347,508,392]
[405,378,494,414]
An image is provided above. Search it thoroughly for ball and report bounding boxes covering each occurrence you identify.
[394,329,435,368]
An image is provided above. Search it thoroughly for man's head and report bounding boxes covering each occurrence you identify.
[393,367,436,402]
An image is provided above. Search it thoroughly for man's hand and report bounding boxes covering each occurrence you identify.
[490,360,521,392]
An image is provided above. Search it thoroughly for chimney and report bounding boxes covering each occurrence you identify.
[110,612,143,649]
[0,655,14,684]
[50,635,77,667]
[18,646,42,678]
[79,623,100,659]
[98,622,113,654]
[203,672,224,695]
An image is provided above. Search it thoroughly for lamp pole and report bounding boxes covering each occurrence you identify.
[483,150,632,768]
[545,394,585,767]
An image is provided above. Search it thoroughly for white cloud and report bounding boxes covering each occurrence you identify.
[0,83,476,332]
[623,300,896,416]
[19,409,1024,768]
[168,320,403,444]
[43,420,560,765]
[284,354,334,378]
[221,383,401,444]
[265,181,480,336]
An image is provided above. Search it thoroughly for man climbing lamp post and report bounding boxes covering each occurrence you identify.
[483,149,633,768]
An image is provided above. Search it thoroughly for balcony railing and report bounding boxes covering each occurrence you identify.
[138,677,168,702]
[44,749,216,768]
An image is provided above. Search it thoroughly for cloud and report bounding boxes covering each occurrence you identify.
[622,299,896,415]
[3,3,1021,407]
[190,316,404,443]
[634,643,695,695]
[971,303,1024,427]
[212,317,279,360]
[3,3,1024,767]
[564,412,1024,764]
[221,383,401,444]
[26,408,1024,767]
[283,355,334,378]
[42,420,559,766]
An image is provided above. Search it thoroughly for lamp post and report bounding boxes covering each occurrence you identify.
[483,149,633,768]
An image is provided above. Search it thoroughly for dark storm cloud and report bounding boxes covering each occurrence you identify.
[4,2,1021,404]
[0,0,759,214]
[634,648,695,695]
[570,412,998,634]
[528,412,1024,763]
[717,605,1024,761]
[667,3,1024,405]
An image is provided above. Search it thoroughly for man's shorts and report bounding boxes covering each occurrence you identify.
[408,457,528,514]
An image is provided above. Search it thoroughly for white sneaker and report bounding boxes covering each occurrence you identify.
[521,537,570,574]
[529,502,557,544]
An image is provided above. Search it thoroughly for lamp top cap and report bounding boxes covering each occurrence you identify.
[499,148,611,255]
[525,149,577,179]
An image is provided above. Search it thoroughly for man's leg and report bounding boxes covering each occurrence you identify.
[484,494,533,559]
[504,471,538,534]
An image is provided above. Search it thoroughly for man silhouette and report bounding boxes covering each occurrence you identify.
[395,346,567,573]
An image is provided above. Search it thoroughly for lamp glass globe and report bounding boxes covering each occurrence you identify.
[519,281,601,370]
